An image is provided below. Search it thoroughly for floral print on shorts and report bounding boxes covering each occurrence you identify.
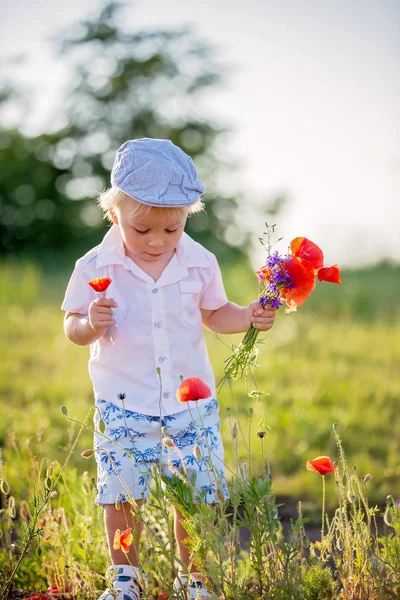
[93,398,228,504]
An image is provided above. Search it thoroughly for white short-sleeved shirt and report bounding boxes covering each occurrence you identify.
[61,225,228,415]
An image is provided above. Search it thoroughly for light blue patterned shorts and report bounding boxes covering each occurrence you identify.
[93,398,229,505]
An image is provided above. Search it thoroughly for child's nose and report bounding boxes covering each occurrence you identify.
[148,236,164,248]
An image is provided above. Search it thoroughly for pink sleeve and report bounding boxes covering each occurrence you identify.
[200,253,228,310]
[61,261,97,315]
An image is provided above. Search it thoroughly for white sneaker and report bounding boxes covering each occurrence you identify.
[98,564,143,600]
[173,572,212,599]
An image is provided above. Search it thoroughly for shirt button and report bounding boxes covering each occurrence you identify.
[152,288,158,294]
[154,321,161,328]
[159,356,166,363]
[163,392,170,399]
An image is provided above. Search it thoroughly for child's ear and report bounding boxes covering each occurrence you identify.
[109,209,119,225]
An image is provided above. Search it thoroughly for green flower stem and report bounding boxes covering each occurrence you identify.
[218,325,260,390]
[321,475,326,542]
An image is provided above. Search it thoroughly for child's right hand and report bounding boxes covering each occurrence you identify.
[88,297,118,334]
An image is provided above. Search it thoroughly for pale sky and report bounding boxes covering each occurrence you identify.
[1,0,399,267]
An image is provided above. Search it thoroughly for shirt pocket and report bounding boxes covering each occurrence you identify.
[180,280,203,326]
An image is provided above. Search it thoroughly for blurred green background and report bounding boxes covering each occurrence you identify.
[1,2,399,511]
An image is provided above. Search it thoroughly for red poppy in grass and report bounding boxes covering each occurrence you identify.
[176,378,212,403]
[113,527,133,554]
[47,586,60,595]
[306,456,335,475]
[280,256,316,312]
[88,277,112,293]
[317,265,341,284]
[290,237,324,270]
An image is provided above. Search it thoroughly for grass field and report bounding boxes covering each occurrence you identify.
[1,257,399,510]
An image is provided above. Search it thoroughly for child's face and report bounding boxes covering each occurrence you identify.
[111,202,187,264]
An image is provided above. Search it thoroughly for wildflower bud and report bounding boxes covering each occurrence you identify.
[44,477,52,491]
[37,546,42,556]
[193,445,202,461]
[248,407,254,417]
[1,480,10,495]
[257,431,266,439]
[347,489,356,504]
[156,367,161,375]
[386,495,394,506]
[232,422,238,439]
[115,496,122,511]
[384,506,394,527]
[363,474,371,483]
[118,393,126,400]
[162,437,175,448]
[49,491,58,498]
[60,405,68,416]
[81,449,95,459]
[336,536,343,551]
[161,426,168,436]
[7,496,16,519]
[98,420,106,434]
[19,501,31,522]
[226,407,232,416]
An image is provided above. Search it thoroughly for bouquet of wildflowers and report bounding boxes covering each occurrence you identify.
[219,224,340,389]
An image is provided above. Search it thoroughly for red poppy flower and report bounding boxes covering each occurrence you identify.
[255,265,271,282]
[88,277,112,293]
[113,527,133,554]
[176,378,212,403]
[317,265,341,284]
[290,237,324,270]
[280,256,316,312]
[47,586,60,595]
[306,456,335,475]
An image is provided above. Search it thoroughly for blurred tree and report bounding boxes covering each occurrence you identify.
[0,1,269,261]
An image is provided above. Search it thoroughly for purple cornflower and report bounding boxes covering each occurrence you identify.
[270,296,283,309]
[266,251,284,269]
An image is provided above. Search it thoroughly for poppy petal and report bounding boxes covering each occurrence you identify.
[306,456,335,475]
[317,265,341,284]
[290,237,324,269]
[113,528,121,550]
[281,256,316,311]
[176,378,212,402]
[88,277,112,293]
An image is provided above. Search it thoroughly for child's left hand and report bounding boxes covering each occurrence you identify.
[246,300,277,331]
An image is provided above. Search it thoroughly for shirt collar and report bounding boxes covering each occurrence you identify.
[96,225,210,271]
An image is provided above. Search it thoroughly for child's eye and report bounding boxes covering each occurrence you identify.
[134,228,149,234]
[165,228,178,234]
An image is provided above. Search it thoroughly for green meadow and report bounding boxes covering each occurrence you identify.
[1,258,399,510]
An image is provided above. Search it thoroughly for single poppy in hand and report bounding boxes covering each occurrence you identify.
[88,277,112,293]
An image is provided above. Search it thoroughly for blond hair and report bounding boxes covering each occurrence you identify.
[97,187,204,223]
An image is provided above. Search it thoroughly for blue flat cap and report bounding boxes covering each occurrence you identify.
[110,138,205,207]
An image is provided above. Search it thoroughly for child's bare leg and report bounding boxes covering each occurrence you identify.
[104,500,145,566]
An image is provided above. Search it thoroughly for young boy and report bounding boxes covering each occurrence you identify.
[62,138,276,600]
